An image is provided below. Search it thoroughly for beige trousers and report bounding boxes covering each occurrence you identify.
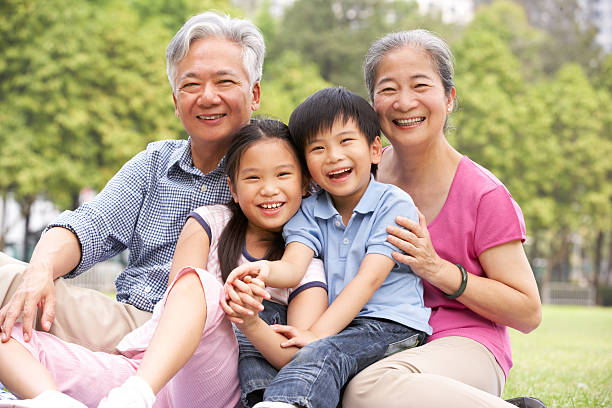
[0,251,151,354]
[343,336,516,408]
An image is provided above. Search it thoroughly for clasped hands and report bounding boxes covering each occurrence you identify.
[220,261,318,348]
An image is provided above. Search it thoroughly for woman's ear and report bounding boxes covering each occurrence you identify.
[227,177,238,203]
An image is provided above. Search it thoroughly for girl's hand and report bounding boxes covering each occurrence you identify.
[386,210,444,282]
[223,261,270,305]
[220,276,268,324]
[272,325,318,348]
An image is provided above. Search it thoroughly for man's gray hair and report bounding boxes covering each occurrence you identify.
[166,11,265,94]
[364,29,455,104]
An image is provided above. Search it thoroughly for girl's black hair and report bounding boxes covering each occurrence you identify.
[218,119,306,282]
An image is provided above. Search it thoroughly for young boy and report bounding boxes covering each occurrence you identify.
[226,87,432,408]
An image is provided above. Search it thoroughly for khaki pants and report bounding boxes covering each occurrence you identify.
[343,336,516,408]
[0,251,151,354]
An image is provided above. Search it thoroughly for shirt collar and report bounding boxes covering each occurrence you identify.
[312,175,380,219]
[168,138,227,177]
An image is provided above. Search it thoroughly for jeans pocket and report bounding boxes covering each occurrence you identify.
[383,332,427,357]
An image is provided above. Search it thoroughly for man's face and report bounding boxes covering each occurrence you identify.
[172,37,260,147]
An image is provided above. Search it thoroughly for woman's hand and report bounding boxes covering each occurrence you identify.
[272,325,318,348]
[386,210,445,282]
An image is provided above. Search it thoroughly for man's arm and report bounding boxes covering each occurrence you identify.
[0,227,80,342]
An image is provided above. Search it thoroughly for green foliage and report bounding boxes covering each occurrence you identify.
[269,0,422,96]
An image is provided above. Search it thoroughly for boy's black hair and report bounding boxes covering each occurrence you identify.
[218,118,306,282]
[288,87,381,175]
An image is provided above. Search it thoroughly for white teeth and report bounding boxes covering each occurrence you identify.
[328,168,351,176]
[261,203,283,209]
[394,117,425,126]
[197,114,224,120]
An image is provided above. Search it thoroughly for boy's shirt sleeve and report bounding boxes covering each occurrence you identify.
[365,189,419,267]
[282,197,323,257]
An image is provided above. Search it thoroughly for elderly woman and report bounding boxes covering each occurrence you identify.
[343,30,543,408]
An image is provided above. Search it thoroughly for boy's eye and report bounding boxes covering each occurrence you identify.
[341,138,354,144]
[310,145,324,152]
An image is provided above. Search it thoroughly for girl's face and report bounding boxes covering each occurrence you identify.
[229,138,305,235]
[372,46,455,148]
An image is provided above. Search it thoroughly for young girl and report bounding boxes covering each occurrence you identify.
[0,120,327,408]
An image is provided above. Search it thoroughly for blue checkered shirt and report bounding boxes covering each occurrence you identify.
[47,139,232,312]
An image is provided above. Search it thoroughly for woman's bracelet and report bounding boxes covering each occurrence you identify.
[443,264,468,299]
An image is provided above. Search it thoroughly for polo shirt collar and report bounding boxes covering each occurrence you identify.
[312,175,380,219]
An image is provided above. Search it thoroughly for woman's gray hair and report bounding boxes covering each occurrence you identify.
[166,11,265,94]
[364,29,455,103]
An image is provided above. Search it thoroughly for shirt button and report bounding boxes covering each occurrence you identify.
[343,238,349,244]
[335,220,341,227]
[144,286,152,293]
[200,184,207,193]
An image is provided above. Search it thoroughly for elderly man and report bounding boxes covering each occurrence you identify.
[0,11,264,354]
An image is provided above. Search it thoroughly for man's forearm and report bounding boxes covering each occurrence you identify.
[29,227,81,280]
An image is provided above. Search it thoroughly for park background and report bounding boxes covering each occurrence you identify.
[0,0,610,406]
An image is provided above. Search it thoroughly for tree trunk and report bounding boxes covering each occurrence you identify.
[0,193,6,250]
[593,230,603,304]
[20,198,33,261]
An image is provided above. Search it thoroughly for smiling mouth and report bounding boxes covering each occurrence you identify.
[328,167,352,179]
[259,202,284,210]
[393,117,425,126]
[197,114,225,120]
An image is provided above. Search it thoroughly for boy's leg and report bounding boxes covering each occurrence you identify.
[0,261,151,354]
[237,300,287,407]
[263,318,424,408]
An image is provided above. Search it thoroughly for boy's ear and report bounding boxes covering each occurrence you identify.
[370,136,383,165]
[227,177,238,203]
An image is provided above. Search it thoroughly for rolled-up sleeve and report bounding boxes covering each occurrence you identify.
[47,150,149,277]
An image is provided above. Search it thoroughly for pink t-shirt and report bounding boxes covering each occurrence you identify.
[425,156,526,377]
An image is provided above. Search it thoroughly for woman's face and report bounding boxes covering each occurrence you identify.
[372,46,454,148]
[228,138,304,235]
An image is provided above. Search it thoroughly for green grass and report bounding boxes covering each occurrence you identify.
[502,305,612,407]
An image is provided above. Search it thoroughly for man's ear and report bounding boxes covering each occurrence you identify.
[227,177,238,203]
[172,93,180,118]
[370,136,383,165]
[251,82,261,112]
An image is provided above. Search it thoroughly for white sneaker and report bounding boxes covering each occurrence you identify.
[252,402,297,408]
[0,390,87,408]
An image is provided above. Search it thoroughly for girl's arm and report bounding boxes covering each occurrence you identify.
[277,254,394,347]
[388,212,542,333]
[135,217,211,393]
[233,285,327,369]
[224,242,314,307]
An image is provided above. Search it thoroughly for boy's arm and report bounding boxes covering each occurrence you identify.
[276,253,394,347]
[224,242,314,308]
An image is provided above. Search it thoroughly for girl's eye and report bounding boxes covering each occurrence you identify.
[278,172,291,177]
[310,146,324,152]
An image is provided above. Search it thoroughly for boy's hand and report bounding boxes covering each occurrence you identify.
[220,276,268,324]
[223,261,270,307]
[272,325,319,348]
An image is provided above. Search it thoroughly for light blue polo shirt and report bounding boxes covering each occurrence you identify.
[283,177,432,334]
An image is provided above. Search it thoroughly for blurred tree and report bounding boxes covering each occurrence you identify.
[475,0,602,74]
[0,0,192,257]
[269,0,423,96]
[128,0,238,31]
[258,50,332,122]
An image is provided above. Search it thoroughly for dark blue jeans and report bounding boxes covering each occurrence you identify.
[237,304,426,408]
[236,300,288,407]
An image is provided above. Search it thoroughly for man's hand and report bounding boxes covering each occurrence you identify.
[272,325,319,348]
[0,260,56,343]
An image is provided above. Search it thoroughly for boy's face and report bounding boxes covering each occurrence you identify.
[305,118,382,210]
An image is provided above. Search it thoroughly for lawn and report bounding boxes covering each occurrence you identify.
[502,305,612,407]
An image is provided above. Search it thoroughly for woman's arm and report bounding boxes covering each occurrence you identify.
[136,217,211,393]
[387,212,542,333]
